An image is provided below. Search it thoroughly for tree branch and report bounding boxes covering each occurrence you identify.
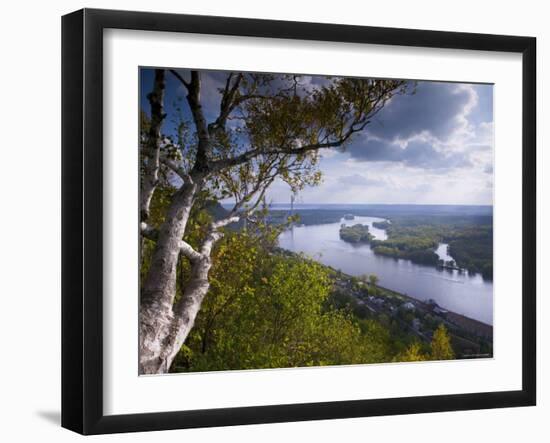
[212,215,240,230]
[141,146,191,181]
[170,69,212,174]
[140,69,166,222]
[199,216,240,257]
[161,157,191,182]
[208,123,361,173]
[141,221,201,263]
[140,222,159,241]
[179,240,202,262]
[169,69,190,89]
[186,71,211,173]
[209,73,243,134]
[206,78,406,173]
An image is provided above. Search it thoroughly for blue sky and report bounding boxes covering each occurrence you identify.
[140,68,493,205]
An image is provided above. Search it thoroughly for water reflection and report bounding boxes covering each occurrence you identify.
[435,243,454,262]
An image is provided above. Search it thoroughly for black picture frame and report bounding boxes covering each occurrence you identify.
[62,8,536,435]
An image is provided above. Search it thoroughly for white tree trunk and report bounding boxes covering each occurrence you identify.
[140,254,215,374]
[139,71,220,374]
[139,176,239,373]
[140,69,165,223]
[162,255,216,369]
[139,179,200,374]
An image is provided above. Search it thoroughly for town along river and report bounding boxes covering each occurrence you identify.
[278,215,493,325]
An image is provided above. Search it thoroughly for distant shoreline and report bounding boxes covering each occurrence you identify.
[223,202,494,209]
[265,203,493,207]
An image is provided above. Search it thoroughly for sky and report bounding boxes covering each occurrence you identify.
[140,69,494,206]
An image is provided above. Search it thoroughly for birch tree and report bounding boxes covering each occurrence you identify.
[139,68,409,374]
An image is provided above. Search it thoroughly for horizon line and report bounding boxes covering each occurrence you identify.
[221,202,494,207]
[268,202,493,206]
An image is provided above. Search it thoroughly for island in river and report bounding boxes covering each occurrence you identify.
[339,223,374,243]
[339,222,469,270]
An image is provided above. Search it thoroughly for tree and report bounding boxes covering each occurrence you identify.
[139,68,410,373]
[368,274,380,296]
[431,324,455,360]
[393,341,428,362]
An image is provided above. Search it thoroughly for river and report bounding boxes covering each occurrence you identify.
[278,215,493,325]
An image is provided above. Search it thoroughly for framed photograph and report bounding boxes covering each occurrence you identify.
[62,8,536,435]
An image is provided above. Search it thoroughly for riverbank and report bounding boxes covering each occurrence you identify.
[329,266,493,358]
[276,247,493,358]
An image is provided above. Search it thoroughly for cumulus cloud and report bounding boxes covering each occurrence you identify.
[366,82,477,141]
[347,137,472,170]
[343,80,493,175]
